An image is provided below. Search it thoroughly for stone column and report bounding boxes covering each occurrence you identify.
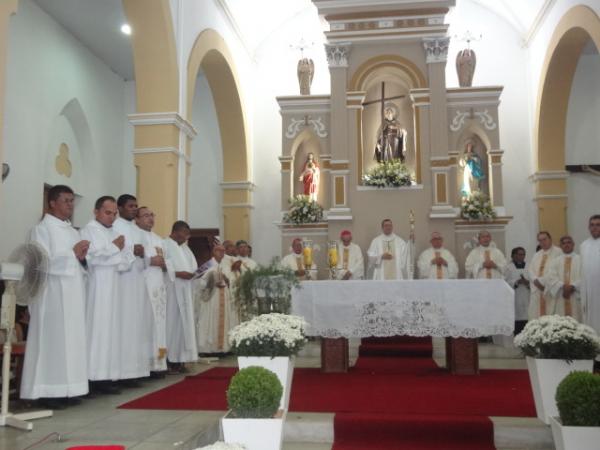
[325,43,352,221]
[488,149,505,207]
[128,112,196,236]
[533,171,569,240]
[221,181,253,242]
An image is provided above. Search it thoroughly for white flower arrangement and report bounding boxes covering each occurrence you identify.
[229,313,308,357]
[195,443,246,450]
[461,191,496,221]
[514,315,600,360]
[282,195,324,224]
[362,160,414,187]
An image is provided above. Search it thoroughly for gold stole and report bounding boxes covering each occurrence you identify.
[383,240,396,280]
[435,251,443,280]
[563,256,572,316]
[484,250,492,279]
[343,247,349,270]
[538,253,548,316]
[156,246,167,359]
[217,267,226,350]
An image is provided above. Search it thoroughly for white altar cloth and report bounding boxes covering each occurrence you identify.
[291,279,514,338]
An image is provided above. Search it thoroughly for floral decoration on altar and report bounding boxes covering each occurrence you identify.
[195,443,246,450]
[460,190,496,221]
[282,194,324,224]
[514,315,600,361]
[229,313,308,358]
[362,160,414,187]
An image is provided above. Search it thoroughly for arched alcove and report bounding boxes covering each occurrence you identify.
[290,128,324,203]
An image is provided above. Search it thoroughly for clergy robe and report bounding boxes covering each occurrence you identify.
[464,245,506,279]
[196,259,233,353]
[20,214,89,399]
[528,246,562,319]
[163,238,198,362]
[112,217,149,379]
[280,253,317,280]
[417,247,458,280]
[367,233,412,280]
[504,261,530,322]
[545,252,583,321]
[335,242,364,280]
[81,219,135,381]
[139,229,173,371]
[580,237,600,333]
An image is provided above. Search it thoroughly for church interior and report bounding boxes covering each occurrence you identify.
[1,0,600,449]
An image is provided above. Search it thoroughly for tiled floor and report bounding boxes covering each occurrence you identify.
[0,340,549,450]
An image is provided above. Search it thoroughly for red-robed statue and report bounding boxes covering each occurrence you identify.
[298,152,320,201]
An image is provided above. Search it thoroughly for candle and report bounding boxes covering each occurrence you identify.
[303,246,313,267]
[328,247,338,268]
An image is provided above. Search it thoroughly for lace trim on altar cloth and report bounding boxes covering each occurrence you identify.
[309,299,513,338]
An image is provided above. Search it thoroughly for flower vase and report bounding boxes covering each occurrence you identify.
[526,357,593,424]
[238,356,295,411]
[222,409,286,450]
[550,416,600,450]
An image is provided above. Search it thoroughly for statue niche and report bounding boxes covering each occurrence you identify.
[458,135,489,198]
[361,79,414,175]
[293,133,322,202]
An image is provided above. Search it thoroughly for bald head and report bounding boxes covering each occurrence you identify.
[478,230,492,247]
[223,240,237,257]
[213,245,225,262]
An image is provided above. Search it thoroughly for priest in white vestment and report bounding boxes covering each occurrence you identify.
[504,247,530,334]
[417,232,458,279]
[163,221,198,370]
[335,230,364,280]
[136,207,173,373]
[82,196,135,389]
[545,236,583,321]
[581,215,600,335]
[528,231,562,319]
[464,230,506,279]
[112,194,149,382]
[21,185,89,405]
[281,238,318,280]
[367,219,412,280]
[227,240,258,325]
[196,245,234,354]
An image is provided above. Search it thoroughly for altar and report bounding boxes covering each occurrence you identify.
[292,279,514,375]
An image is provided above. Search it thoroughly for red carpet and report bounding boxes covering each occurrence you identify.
[120,337,534,449]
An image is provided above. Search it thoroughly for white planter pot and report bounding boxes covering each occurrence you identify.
[550,416,600,450]
[222,410,286,450]
[526,357,593,424]
[238,356,294,411]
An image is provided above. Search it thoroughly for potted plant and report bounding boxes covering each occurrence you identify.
[221,366,284,450]
[550,371,600,450]
[235,259,299,319]
[229,313,307,411]
[514,315,600,424]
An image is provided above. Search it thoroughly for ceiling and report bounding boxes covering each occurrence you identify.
[32,0,555,82]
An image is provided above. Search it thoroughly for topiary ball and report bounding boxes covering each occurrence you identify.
[226,366,283,418]
[556,371,600,426]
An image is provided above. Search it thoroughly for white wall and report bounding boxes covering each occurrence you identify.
[188,74,223,231]
[447,0,537,256]
[0,0,128,259]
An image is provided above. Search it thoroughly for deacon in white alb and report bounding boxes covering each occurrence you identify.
[112,194,149,382]
[465,230,506,279]
[163,220,198,372]
[367,219,412,280]
[504,246,530,334]
[21,185,89,407]
[417,232,458,279]
[280,238,317,280]
[196,245,234,354]
[82,196,135,393]
[136,207,172,374]
[528,231,562,319]
[581,215,600,334]
[545,236,583,321]
[335,230,364,280]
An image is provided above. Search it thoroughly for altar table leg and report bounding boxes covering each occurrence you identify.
[321,338,349,373]
[445,337,479,375]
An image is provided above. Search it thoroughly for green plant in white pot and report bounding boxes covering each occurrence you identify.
[514,315,600,424]
[221,366,284,450]
[550,371,600,450]
[229,313,307,411]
